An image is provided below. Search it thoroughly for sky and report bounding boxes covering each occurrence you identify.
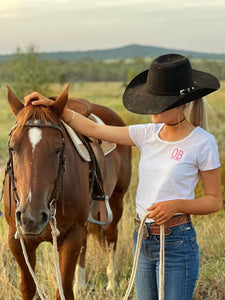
[0,0,225,55]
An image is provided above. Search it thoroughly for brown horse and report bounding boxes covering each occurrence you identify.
[3,85,131,299]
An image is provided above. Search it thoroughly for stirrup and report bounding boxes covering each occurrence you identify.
[88,195,113,225]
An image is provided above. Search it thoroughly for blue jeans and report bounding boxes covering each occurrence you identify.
[133,221,200,300]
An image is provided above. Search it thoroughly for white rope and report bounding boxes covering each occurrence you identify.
[15,226,46,300]
[159,224,165,300]
[123,211,165,300]
[49,216,66,300]
[15,211,165,300]
[14,215,66,300]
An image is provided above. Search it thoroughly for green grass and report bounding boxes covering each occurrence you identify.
[0,82,225,299]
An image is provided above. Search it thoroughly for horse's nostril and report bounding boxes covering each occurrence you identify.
[16,211,22,225]
[42,212,49,224]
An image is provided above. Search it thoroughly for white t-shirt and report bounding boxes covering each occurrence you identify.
[129,123,220,220]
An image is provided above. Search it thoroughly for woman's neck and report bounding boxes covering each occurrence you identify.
[165,116,186,126]
[159,120,196,141]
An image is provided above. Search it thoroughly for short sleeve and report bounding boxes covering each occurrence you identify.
[197,135,220,171]
[129,124,152,150]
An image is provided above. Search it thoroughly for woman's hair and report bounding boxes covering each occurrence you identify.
[184,97,208,130]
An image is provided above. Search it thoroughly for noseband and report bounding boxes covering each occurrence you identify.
[4,119,66,216]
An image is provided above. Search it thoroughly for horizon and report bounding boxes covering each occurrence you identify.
[0,43,225,57]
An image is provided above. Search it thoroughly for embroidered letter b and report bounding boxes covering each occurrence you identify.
[171,148,184,161]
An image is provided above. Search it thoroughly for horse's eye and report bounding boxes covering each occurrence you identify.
[55,148,61,155]
[9,146,15,153]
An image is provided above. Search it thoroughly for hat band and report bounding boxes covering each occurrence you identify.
[149,86,195,96]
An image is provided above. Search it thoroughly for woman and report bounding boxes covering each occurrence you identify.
[25,54,222,300]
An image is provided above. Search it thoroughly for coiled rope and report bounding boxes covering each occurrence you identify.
[123,211,165,300]
[14,210,165,300]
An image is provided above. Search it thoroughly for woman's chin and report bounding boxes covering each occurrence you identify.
[152,115,161,123]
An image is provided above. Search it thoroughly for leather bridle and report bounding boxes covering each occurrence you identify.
[4,119,66,216]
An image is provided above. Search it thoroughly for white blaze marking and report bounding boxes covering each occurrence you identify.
[28,128,42,203]
[26,188,32,203]
[28,127,42,153]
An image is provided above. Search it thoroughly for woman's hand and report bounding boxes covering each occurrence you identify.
[24,92,54,107]
[147,168,222,225]
[147,200,179,225]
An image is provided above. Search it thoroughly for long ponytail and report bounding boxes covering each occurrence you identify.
[184,97,208,130]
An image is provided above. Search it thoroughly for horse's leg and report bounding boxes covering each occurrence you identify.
[8,228,38,300]
[106,239,118,292]
[57,224,87,300]
[74,240,87,297]
[104,192,124,292]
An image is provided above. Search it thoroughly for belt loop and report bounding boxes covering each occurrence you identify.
[188,214,193,227]
[146,223,152,238]
[134,217,150,239]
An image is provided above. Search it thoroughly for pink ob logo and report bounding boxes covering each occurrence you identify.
[171,148,184,161]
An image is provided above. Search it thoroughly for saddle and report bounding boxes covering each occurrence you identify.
[57,97,115,226]
[50,96,93,117]
[51,96,116,159]
[65,97,93,117]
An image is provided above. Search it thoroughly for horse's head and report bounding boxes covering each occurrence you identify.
[6,85,69,236]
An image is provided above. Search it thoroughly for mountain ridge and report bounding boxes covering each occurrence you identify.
[0,44,225,61]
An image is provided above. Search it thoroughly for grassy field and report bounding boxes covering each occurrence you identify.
[0,82,225,299]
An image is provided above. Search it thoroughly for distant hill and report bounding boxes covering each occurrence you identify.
[1,44,225,62]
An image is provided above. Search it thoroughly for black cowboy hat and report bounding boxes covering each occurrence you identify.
[123,53,220,115]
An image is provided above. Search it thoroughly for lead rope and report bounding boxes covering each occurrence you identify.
[49,201,65,300]
[123,211,165,300]
[15,223,46,300]
[159,224,165,300]
[49,217,65,300]
[14,203,66,300]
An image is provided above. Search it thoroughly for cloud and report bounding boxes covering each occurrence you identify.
[1,0,225,20]
[0,0,224,54]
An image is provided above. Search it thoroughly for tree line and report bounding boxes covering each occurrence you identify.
[0,46,225,99]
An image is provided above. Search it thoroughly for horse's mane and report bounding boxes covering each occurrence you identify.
[13,104,59,136]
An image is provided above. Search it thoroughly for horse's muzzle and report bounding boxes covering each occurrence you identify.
[15,208,50,236]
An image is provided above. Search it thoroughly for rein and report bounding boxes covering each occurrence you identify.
[5,119,66,216]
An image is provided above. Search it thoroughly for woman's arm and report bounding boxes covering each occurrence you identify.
[24,92,135,146]
[148,168,222,225]
[61,107,134,145]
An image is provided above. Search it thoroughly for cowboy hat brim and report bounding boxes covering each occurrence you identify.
[123,69,220,115]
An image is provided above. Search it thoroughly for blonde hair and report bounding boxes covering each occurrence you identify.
[184,97,208,130]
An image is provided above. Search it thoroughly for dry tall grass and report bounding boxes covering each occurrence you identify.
[0,82,224,299]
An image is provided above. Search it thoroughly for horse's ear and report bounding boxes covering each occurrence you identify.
[6,86,24,116]
[52,83,69,116]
